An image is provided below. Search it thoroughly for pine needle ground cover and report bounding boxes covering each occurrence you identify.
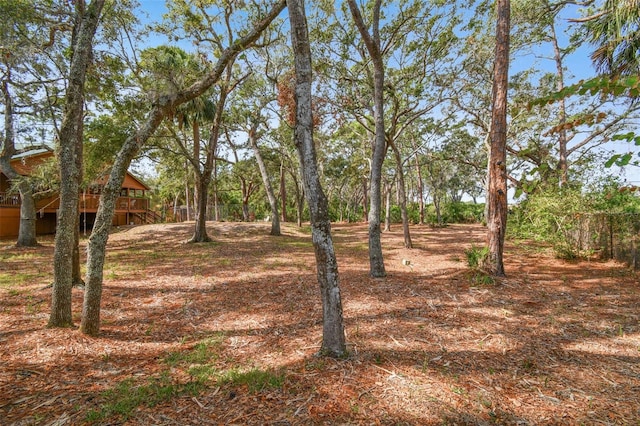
[1,222,638,424]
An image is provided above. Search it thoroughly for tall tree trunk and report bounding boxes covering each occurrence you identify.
[287,0,346,357]
[551,21,568,187]
[0,79,39,247]
[483,132,491,225]
[241,179,251,221]
[280,161,287,222]
[184,172,191,221]
[50,0,105,328]
[291,172,304,227]
[434,193,442,225]
[173,192,179,221]
[486,0,510,277]
[16,183,38,247]
[213,159,220,221]
[191,63,230,242]
[190,114,211,241]
[190,173,212,242]
[361,178,368,222]
[249,124,281,236]
[80,0,287,335]
[389,140,412,248]
[412,140,425,225]
[383,179,391,232]
[348,0,386,277]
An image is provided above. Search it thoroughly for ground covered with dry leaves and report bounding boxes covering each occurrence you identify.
[1,222,639,425]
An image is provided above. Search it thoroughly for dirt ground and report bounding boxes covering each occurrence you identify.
[0,222,638,425]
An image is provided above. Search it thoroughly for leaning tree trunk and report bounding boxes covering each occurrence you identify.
[348,0,386,277]
[50,0,105,328]
[287,0,346,357]
[80,0,288,336]
[249,124,281,236]
[486,0,510,277]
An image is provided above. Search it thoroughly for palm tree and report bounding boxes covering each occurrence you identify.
[578,0,640,76]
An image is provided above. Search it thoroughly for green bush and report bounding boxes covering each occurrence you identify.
[509,180,640,260]
[443,202,484,224]
[465,245,489,269]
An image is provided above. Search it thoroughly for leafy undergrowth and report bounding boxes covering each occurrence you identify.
[0,222,639,425]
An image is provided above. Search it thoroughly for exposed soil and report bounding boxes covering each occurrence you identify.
[0,222,638,425]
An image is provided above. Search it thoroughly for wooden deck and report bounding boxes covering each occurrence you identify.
[0,192,149,213]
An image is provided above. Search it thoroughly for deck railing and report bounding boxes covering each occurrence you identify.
[80,194,149,212]
[0,192,20,207]
[1,192,149,212]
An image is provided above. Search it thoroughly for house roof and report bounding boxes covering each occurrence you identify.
[10,149,54,175]
[7,149,150,191]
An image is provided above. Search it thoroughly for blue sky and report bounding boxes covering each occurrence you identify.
[133,0,639,185]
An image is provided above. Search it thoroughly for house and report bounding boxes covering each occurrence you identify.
[0,150,160,238]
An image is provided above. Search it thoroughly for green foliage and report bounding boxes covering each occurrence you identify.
[605,132,640,168]
[465,245,489,270]
[528,75,640,108]
[509,181,640,259]
[464,245,494,286]
[442,202,484,224]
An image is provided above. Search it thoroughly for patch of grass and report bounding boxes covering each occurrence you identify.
[0,272,32,288]
[305,359,326,371]
[470,272,495,286]
[217,258,233,267]
[86,372,201,423]
[218,367,285,392]
[451,385,466,395]
[87,334,228,422]
[164,333,225,367]
[0,272,44,289]
[188,364,219,382]
[0,252,41,261]
[282,240,313,248]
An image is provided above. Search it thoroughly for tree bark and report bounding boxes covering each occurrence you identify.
[486,0,510,277]
[383,179,391,232]
[280,161,287,222]
[249,124,281,236]
[184,176,191,221]
[389,140,412,248]
[361,177,368,222]
[0,77,39,247]
[191,173,212,242]
[190,64,231,243]
[287,0,346,357]
[347,0,386,277]
[80,0,287,335]
[50,0,105,328]
[411,140,425,225]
